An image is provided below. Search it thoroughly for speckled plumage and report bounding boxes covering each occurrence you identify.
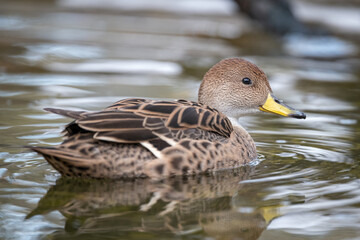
[33,98,256,178]
[32,58,305,179]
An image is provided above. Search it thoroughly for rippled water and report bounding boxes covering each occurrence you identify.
[1,0,360,239]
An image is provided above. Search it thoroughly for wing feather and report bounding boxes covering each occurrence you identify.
[94,129,158,143]
[44,108,86,119]
[78,118,144,131]
[49,98,233,148]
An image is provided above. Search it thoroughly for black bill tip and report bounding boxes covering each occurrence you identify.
[289,111,306,119]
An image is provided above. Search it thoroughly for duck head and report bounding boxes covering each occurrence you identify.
[198,58,306,120]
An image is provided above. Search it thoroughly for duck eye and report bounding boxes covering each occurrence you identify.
[242,77,252,85]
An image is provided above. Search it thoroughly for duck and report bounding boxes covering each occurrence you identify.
[31,58,305,179]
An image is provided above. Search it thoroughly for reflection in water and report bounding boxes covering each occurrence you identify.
[27,167,274,239]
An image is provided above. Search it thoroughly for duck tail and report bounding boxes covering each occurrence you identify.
[44,108,86,120]
[31,146,90,177]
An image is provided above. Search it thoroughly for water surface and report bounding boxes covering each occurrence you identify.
[1,0,360,239]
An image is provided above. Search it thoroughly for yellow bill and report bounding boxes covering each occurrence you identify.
[259,93,306,119]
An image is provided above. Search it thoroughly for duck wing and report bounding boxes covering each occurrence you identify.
[45,98,233,143]
[36,99,236,178]
[106,98,233,137]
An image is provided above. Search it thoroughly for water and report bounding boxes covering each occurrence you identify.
[0,0,360,239]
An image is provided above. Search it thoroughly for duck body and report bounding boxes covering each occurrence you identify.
[32,98,256,178]
[32,58,305,179]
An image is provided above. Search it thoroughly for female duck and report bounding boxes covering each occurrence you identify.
[32,58,305,179]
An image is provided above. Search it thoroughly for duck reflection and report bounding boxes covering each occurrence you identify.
[28,166,279,239]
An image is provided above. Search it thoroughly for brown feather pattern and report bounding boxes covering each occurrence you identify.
[32,57,280,179]
[57,98,233,144]
[107,98,233,138]
[32,98,256,179]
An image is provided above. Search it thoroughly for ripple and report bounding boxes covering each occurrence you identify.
[284,144,352,163]
[38,96,128,109]
[339,119,357,125]
[59,0,237,15]
[0,168,8,178]
[0,90,27,97]
[0,203,61,240]
[240,169,318,184]
[269,209,360,236]
[0,74,101,86]
[302,95,356,112]
[284,35,358,58]
[268,185,360,236]
[294,69,356,83]
[294,1,360,34]
[276,152,297,158]
[3,178,49,187]
[22,114,64,120]
[17,133,61,140]
[22,43,103,61]
[38,85,93,97]
[0,16,25,30]
[265,180,360,202]
[45,59,183,75]
[2,152,39,163]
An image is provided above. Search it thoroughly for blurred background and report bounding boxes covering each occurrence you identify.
[0,0,359,239]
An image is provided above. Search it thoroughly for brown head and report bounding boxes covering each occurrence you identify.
[198,58,305,119]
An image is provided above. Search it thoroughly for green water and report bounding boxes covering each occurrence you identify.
[0,0,360,239]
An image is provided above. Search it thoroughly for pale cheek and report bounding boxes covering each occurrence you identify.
[222,107,260,119]
[239,108,261,115]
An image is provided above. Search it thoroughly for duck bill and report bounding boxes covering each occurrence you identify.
[259,93,306,119]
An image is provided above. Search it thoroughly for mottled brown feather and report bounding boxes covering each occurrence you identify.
[73,98,233,142]
[34,98,243,178]
[32,58,288,179]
